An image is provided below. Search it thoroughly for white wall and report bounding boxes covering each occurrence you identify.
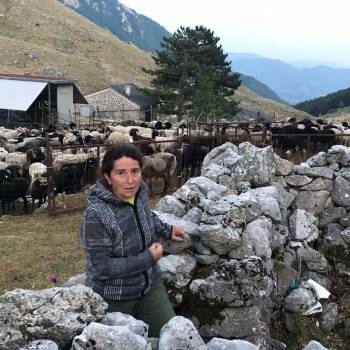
[57,84,74,124]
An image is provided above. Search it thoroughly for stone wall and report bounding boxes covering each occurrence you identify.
[1,142,349,350]
[85,88,142,122]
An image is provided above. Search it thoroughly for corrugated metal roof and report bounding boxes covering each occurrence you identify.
[0,79,47,111]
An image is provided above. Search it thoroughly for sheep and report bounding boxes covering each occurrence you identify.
[29,176,47,211]
[142,152,177,196]
[52,153,92,170]
[2,152,31,176]
[29,162,47,181]
[0,177,29,215]
[107,131,131,144]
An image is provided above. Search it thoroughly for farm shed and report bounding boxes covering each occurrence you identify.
[85,83,157,122]
[0,74,87,127]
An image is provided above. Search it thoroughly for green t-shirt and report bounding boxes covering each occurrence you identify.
[126,196,135,206]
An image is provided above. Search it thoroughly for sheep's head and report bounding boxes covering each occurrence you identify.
[129,128,139,137]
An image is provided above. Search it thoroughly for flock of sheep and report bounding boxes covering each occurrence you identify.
[0,121,184,215]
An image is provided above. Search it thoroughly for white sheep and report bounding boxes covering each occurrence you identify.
[107,131,131,144]
[3,152,30,175]
[52,153,91,170]
[29,162,47,181]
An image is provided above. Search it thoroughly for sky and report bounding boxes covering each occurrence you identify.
[120,0,350,68]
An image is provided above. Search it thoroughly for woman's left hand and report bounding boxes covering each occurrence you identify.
[171,226,185,241]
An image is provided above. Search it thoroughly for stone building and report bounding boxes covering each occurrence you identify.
[85,83,157,122]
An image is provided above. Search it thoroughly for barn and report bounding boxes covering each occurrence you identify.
[85,83,157,122]
[0,74,87,127]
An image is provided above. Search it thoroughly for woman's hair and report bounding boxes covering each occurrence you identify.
[101,144,143,176]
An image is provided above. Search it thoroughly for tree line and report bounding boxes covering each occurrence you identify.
[294,86,350,116]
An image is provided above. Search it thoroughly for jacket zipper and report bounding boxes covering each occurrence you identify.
[131,202,149,297]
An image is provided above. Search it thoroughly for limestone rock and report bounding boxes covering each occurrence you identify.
[285,175,312,187]
[200,224,241,255]
[71,322,147,350]
[293,190,329,215]
[284,288,317,313]
[158,253,197,289]
[101,312,149,338]
[19,340,58,350]
[0,285,107,349]
[331,176,350,207]
[229,216,273,259]
[154,195,186,217]
[158,316,206,350]
[274,155,293,176]
[189,257,274,307]
[207,337,259,350]
[319,207,347,228]
[303,340,330,350]
[294,166,334,179]
[289,209,319,242]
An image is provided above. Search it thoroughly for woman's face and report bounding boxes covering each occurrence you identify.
[104,156,142,200]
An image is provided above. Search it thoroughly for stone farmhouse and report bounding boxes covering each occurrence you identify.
[84,83,157,122]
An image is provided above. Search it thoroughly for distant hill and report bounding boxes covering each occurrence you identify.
[235,86,310,121]
[58,0,170,53]
[238,73,285,104]
[228,52,350,105]
[294,86,350,116]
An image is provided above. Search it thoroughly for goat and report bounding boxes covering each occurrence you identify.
[142,152,177,196]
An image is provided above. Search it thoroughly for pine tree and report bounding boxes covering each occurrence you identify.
[143,25,241,121]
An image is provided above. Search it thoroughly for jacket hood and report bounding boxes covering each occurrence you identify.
[88,180,148,206]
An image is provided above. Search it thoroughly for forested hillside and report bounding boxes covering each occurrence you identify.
[294,86,350,116]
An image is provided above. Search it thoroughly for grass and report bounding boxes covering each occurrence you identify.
[0,194,162,294]
[0,210,84,293]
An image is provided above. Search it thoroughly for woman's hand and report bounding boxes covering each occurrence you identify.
[148,242,164,261]
[171,226,185,241]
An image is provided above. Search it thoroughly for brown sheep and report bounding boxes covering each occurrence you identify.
[142,152,177,196]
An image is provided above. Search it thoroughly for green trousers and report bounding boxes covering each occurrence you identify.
[104,278,175,337]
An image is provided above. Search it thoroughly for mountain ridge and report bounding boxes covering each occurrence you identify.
[228,53,350,104]
[58,0,170,53]
[0,0,309,121]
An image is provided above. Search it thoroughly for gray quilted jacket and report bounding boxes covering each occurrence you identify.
[80,180,172,300]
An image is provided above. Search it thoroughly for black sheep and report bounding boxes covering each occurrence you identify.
[0,177,29,215]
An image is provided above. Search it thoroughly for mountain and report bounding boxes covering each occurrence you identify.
[228,53,350,105]
[294,86,350,116]
[58,0,170,53]
[238,73,285,104]
[0,0,309,121]
[0,0,155,94]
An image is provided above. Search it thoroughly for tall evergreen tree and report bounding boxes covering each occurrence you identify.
[143,25,241,121]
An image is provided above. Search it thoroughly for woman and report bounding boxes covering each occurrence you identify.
[80,144,184,337]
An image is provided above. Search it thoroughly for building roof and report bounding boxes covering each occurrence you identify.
[0,73,76,85]
[111,83,157,108]
[0,75,87,110]
[0,79,47,111]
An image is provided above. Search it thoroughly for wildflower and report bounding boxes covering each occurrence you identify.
[49,274,58,285]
